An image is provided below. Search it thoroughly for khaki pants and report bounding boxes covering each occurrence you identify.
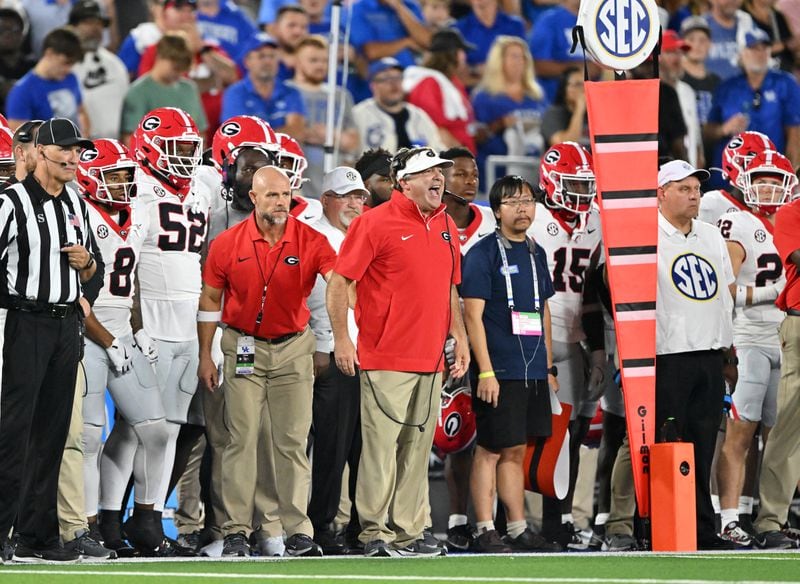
[357,370,441,547]
[174,433,206,535]
[219,327,315,538]
[58,364,87,542]
[606,436,635,537]
[755,316,800,533]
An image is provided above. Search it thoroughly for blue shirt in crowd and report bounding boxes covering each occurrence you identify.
[703,14,743,81]
[528,6,581,104]
[455,11,526,67]
[197,1,257,59]
[462,234,555,381]
[349,0,424,68]
[6,71,82,123]
[221,76,306,127]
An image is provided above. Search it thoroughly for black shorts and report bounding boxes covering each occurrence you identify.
[473,378,552,450]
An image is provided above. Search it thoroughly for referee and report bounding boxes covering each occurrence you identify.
[0,118,98,562]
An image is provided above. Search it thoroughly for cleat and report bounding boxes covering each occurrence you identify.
[504,528,563,553]
[472,529,512,554]
[446,523,475,551]
[719,521,753,547]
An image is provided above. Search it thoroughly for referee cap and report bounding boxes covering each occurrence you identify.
[36,118,94,150]
[323,166,369,196]
[658,160,710,187]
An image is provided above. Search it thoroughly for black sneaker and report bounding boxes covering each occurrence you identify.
[12,543,80,564]
[472,529,512,554]
[2,535,17,562]
[285,533,323,557]
[63,529,117,559]
[363,539,392,557]
[697,535,736,550]
[754,530,797,550]
[313,529,346,556]
[222,532,251,557]
[393,538,445,557]
[422,529,447,552]
[177,531,202,552]
[446,524,475,551]
[563,522,589,551]
[122,510,163,553]
[504,528,563,553]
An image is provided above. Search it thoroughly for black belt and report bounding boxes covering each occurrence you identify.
[230,327,302,345]
[1,296,78,319]
[787,308,800,317]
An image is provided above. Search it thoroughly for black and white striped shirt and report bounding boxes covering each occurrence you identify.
[0,174,100,304]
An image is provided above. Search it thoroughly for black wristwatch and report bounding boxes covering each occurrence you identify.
[548,366,558,377]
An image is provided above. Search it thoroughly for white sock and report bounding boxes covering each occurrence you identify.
[738,496,754,515]
[720,508,739,529]
[561,513,574,524]
[711,494,721,514]
[507,520,527,539]
[595,512,609,526]
[448,514,468,529]
[476,521,495,534]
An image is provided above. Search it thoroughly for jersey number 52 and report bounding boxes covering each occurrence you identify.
[157,202,207,253]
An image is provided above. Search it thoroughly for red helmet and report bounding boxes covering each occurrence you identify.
[276,132,307,190]
[0,126,14,181]
[132,107,202,181]
[539,141,596,219]
[434,385,476,455]
[721,131,776,189]
[211,115,280,169]
[77,138,138,209]
[741,149,798,217]
[0,113,9,129]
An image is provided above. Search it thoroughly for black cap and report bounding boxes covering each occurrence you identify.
[357,152,392,180]
[36,118,94,150]
[429,28,476,53]
[68,0,110,26]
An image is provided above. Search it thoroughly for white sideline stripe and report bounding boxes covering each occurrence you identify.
[0,571,799,584]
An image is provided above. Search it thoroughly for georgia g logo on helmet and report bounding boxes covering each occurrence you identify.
[80,149,99,163]
[544,148,561,164]
[142,116,161,132]
[220,122,241,137]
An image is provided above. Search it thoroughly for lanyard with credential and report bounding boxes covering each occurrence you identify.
[252,239,286,330]
[496,234,540,313]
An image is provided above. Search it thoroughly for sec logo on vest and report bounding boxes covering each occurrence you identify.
[671,253,718,300]
[578,0,660,71]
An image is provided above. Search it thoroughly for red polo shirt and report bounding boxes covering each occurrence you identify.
[204,214,336,337]
[335,190,461,372]
[775,199,800,311]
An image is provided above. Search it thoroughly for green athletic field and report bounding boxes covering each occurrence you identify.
[1,552,799,584]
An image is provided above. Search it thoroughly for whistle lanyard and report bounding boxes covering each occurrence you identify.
[496,235,540,313]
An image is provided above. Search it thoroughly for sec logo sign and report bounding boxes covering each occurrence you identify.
[671,253,718,301]
[579,0,659,71]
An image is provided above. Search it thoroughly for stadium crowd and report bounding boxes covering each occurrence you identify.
[0,0,798,564]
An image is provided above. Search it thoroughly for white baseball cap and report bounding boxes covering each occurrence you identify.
[322,166,369,196]
[658,159,710,187]
[395,148,454,180]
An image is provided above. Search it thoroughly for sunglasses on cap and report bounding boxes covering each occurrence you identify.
[14,120,44,144]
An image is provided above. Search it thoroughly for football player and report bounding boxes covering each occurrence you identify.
[527,142,606,549]
[126,106,213,554]
[698,131,775,225]
[0,126,15,182]
[716,150,796,547]
[276,132,322,225]
[75,139,170,554]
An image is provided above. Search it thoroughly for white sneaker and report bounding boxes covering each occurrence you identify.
[259,536,285,557]
[720,521,753,547]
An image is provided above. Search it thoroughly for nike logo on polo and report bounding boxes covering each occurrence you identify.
[238,257,250,262]
[303,214,315,220]
[401,235,414,241]
[477,232,491,238]
[587,228,597,234]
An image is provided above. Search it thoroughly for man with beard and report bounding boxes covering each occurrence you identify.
[355,148,393,208]
[307,167,368,554]
[198,166,336,558]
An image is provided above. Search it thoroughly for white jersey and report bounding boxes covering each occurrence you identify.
[719,210,783,347]
[528,204,604,343]
[290,195,323,225]
[86,199,150,339]
[698,189,749,225]
[457,203,496,255]
[135,169,213,341]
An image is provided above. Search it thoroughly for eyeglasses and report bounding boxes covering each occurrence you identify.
[325,192,367,202]
[500,198,535,208]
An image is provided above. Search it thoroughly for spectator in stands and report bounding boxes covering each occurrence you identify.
[70,0,130,140]
[299,0,333,35]
[743,0,797,71]
[289,34,359,195]
[702,0,756,81]
[272,5,310,81]
[120,33,208,143]
[6,27,89,134]
[455,0,525,86]
[420,0,455,29]
[681,16,721,126]
[541,67,589,148]
[660,30,704,167]
[404,29,476,153]
[472,36,547,182]
[21,0,72,56]
[349,0,432,68]
[220,33,305,135]
[705,29,800,170]
[355,147,393,207]
[196,0,258,60]
[528,0,597,104]
[353,57,444,153]
[0,7,36,115]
